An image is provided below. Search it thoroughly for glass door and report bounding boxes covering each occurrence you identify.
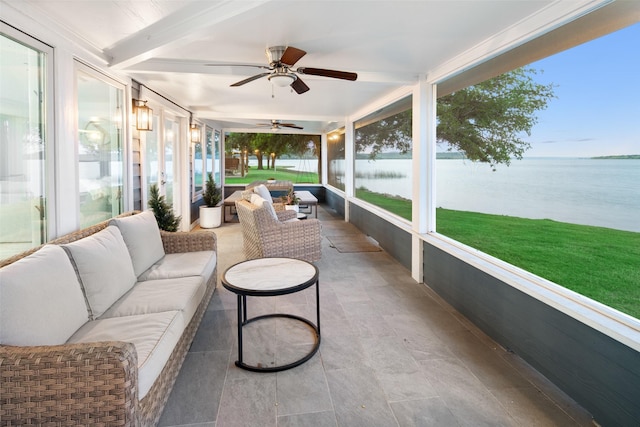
[0,30,49,258]
[163,117,178,207]
[143,112,180,217]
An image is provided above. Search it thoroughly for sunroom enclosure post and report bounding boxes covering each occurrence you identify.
[411,77,435,282]
[344,118,355,222]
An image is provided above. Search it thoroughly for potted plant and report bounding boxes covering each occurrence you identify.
[200,173,222,228]
[148,184,182,231]
[284,188,300,213]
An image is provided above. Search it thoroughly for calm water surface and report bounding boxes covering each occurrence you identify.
[281,157,640,232]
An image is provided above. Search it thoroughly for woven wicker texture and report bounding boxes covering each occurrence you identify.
[235,199,321,262]
[0,211,217,426]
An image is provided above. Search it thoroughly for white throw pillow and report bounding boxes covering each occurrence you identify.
[251,194,278,220]
[63,226,137,318]
[110,210,165,277]
[0,245,89,346]
[253,184,272,203]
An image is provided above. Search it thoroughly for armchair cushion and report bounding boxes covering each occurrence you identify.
[110,210,165,277]
[251,193,278,220]
[0,245,89,346]
[253,183,272,202]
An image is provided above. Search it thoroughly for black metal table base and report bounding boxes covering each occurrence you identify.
[223,258,321,373]
[235,310,321,372]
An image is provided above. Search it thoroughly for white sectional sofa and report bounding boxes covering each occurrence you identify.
[0,210,217,426]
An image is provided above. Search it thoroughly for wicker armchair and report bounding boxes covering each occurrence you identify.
[235,199,322,262]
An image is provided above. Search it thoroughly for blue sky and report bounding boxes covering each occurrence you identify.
[524,22,640,157]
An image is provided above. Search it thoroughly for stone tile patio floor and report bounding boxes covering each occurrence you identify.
[158,205,594,427]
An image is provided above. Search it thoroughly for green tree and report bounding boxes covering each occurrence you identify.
[225,132,321,176]
[437,67,555,169]
[355,67,555,169]
[355,109,412,160]
[148,184,181,231]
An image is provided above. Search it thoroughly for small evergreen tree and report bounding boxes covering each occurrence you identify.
[202,173,222,207]
[148,184,181,231]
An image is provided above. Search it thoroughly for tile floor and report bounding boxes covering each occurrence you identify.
[158,205,594,427]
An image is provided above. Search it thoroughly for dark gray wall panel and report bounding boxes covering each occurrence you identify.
[423,242,640,427]
[325,191,345,218]
[349,203,412,271]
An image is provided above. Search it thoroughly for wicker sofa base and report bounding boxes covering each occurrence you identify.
[0,213,217,426]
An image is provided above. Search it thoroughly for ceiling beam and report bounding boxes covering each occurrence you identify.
[106,0,271,69]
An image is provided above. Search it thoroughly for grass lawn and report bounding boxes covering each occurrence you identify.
[225,166,318,185]
[356,188,640,319]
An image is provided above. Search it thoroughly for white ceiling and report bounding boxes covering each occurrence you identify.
[5,0,597,134]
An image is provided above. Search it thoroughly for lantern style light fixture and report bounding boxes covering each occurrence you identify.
[190,122,201,143]
[132,99,153,131]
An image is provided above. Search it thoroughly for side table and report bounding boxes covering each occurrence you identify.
[222,257,320,372]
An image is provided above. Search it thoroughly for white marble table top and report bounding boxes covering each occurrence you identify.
[223,257,317,293]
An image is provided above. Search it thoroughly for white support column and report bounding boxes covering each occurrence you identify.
[411,77,437,282]
[426,82,437,234]
[411,78,427,282]
[56,50,80,236]
[320,133,328,185]
[344,118,355,222]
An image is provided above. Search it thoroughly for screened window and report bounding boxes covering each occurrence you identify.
[354,96,412,218]
[0,29,50,259]
[435,23,640,319]
[213,129,221,185]
[327,129,345,190]
[193,139,203,195]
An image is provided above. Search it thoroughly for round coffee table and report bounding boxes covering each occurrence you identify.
[222,257,320,372]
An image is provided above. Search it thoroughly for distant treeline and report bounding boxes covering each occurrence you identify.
[592,154,640,159]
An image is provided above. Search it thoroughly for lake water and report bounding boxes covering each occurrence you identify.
[263,157,640,232]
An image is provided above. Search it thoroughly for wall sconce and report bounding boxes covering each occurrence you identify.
[190,123,201,143]
[132,99,153,131]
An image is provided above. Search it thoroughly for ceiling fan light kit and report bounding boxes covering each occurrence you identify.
[268,73,296,87]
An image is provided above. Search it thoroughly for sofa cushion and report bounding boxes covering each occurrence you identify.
[253,184,272,202]
[137,251,217,282]
[0,245,89,346]
[67,310,184,400]
[251,194,277,220]
[110,210,165,277]
[100,276,205,324]
[63,226,137,319]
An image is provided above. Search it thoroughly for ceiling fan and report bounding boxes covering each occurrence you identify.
[256,119,303,130]
[208,46,357,94]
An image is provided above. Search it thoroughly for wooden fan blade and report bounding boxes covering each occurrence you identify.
[280,123,304,129]
[280,46,306,66]
[230,72,271,87]
[291,77,310,94]
[297,67,357,81]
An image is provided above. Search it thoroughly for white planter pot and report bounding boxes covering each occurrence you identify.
[199,205,222,228]
[285,204,300,213]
